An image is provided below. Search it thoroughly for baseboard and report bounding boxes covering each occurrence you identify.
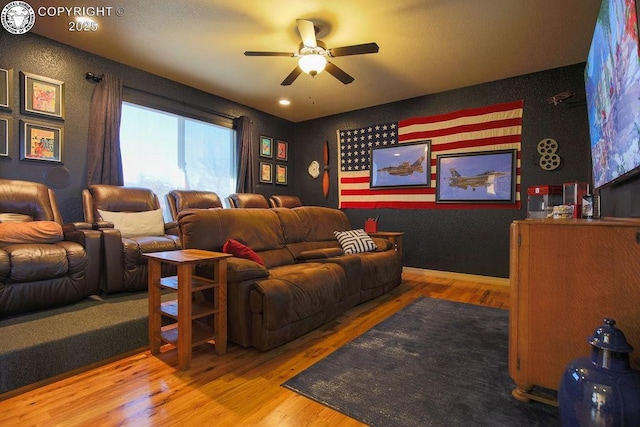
[402,267,510,287]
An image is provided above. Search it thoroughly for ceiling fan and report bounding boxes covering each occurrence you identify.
[244,19,379,86]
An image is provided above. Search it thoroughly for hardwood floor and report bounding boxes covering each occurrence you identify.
[0,271,509,426]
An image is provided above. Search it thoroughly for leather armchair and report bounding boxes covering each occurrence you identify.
[226,193,269,208]
[82,185,181,294]
[0,179,101,317]
[269,195,302,208]
[166,190,223,221]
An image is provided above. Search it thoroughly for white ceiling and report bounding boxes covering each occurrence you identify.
[29,0,602,122]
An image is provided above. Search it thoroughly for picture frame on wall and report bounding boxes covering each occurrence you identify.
[0,117,9,157]
[0,68,12,110]
[20,71,65,120]
[276,139,288,161]
[435,149,516,204]
[276,164,287,185]
[260,161,272,183]
[19,119,64,163]
[260,135,273,158]
[370,140,431,189]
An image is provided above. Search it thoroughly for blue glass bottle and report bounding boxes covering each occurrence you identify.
[558,318,640,426]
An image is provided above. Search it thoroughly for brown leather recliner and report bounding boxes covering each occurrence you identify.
[166,190,223,221]
[226,193,269,208]
[269,195,302,208]
[82,185,181,294]
[0,179,102,317]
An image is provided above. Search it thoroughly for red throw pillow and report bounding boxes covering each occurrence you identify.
[223,239,265,265]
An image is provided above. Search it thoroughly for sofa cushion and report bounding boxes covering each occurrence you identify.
[223,239,265,265]
[0,221,63,244]
[334,229,377,254]
[98,209,165,238]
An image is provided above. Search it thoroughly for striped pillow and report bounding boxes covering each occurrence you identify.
[334,229,377,254]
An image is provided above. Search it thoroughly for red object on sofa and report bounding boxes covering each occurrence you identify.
[223,239,265,265]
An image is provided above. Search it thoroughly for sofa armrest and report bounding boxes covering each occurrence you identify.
[371,237,393,251]
[227,257,270,283]
[61,228,102,296]
[296,247,344,261]
[62,221,94,232]
[164,220,179,236]
[93,220,115,230]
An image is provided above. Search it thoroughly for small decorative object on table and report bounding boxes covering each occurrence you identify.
[364,216,378,233]
[558,318,640,426]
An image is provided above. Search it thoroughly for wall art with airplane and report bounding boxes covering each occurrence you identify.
[435,149,516,204]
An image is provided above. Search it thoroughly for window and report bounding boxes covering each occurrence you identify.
[120,101,236,219]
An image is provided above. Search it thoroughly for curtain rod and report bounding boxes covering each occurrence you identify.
[123,85,238,122]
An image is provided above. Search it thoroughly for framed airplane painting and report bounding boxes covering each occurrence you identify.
[369,140,431,189]
[435,149,516,204]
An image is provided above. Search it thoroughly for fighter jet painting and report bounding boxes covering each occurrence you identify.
[436,149,516,203]
[370,141,431,189]
[445,168,506,194]
[377,156,425,176]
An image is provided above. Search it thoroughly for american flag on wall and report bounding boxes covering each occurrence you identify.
[336,100,524,209]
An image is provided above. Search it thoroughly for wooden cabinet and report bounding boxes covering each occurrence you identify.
[508,219,640,405]
[146,249,231,370]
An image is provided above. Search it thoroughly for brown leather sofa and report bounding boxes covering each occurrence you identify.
[0,179,102,317]
[82,185,181,294]
[226,193,269,208]
[166,190,223,221]
[178,206,402,350]
[268,195,302,208]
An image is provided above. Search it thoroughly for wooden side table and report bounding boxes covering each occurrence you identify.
[145,249,231,370]
[368,231,404,259]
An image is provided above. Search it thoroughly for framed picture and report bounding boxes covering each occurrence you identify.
[276,139,288,161]
[370,140,431,189]
[276,164,287,185]
[260,135,273,158]
[0,68,12,110]
[0,117,9,157]
[260,161,272,183]
[20,72,65,120]
[20,120,64,163]
[435,149,516,204]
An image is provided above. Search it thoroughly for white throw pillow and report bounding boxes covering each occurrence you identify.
[98,209,165,238]
[334,229,377,254]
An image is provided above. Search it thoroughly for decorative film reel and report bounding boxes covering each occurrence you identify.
[537,138,558,155]
[537,138,561,171]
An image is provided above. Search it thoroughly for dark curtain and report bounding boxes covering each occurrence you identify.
[86,74,124,185]
[235,115,256,192]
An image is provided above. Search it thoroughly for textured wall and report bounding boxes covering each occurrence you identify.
[0,32,296,222]
[3,32,634,278]
[294,64,593,277]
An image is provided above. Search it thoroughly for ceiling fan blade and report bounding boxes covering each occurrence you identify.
[281,66,303,86]
[244,51,295,57]
[328,43,379,57]
[296,19,317,47]
[325,62,355,85]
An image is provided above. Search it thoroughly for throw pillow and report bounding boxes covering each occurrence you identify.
[0,221,63,244]
[223,239,265,265]
[334,229,377,254]
[97,209,165,238]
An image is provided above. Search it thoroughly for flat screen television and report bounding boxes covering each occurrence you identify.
[585,0,640,189]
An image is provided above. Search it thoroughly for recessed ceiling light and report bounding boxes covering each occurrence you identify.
[279,99,291,106]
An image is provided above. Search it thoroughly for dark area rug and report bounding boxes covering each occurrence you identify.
[283,297,560,426]
[0,291,174,395]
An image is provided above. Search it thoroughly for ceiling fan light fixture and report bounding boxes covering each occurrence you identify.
[298,54,327,76]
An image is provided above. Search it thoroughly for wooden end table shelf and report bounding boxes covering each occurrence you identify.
[145,249,231,370]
